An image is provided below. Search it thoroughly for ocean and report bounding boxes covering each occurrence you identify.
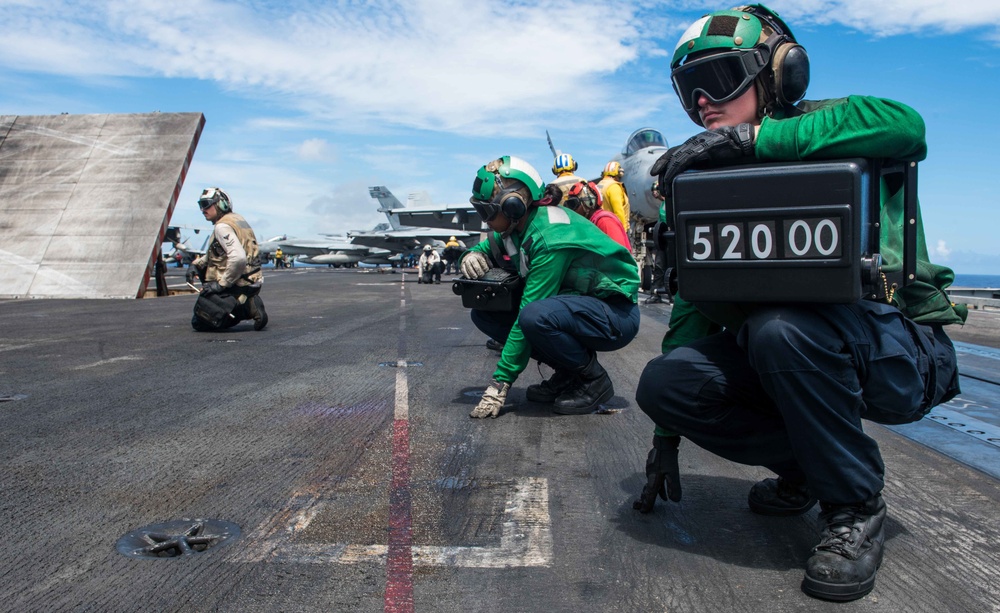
[953,274,1000,288]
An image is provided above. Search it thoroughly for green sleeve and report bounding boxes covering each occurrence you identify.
[661,295,722,354]
[756,96,927,162]
[461,233,494,263]
[492,246,575,384]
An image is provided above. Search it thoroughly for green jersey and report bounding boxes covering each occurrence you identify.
[469,205,640,383]
[663,95,967,344]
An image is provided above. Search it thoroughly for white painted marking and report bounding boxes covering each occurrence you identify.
[260,477,552,568]
[395,360,408,420]
[0,343,39,353]
[72,356,142,370]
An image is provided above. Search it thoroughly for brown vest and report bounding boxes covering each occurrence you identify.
[205,212,263,285]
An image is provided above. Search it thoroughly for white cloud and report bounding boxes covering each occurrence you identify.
[6,1,998,137]
[296,138,333,161]
[935,239,952,259]
[774,0,1000,38]
[0,0,645,136]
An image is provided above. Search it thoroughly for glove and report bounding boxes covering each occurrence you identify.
[185,265,202,285]
[633,434,682,512]
[470,379,509,419]
[201,281,223,295]
[649,123,755,198]
[460,251,490,279]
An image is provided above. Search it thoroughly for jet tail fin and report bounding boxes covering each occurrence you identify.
[369,186,404,230]
[369,186,404,211]
[546,130,561,159]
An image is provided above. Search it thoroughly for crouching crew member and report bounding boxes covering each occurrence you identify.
[418,244,442,284]
[633,4,965,602]
[461,155,640,418]
[186,187,268,331]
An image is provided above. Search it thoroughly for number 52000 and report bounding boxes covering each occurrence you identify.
[687,217,843,261]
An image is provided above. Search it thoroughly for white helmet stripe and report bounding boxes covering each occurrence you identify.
[674,16,710,56]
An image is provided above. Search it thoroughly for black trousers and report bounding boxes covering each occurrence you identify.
[635,301,959,504]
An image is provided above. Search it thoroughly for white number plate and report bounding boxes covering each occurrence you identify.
[685,216,844,262]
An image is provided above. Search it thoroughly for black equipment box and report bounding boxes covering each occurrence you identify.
[671,158,915,303]
[452,268,524,312]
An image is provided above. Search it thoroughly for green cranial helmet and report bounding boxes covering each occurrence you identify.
[471,155,546,203]
[670,4,808,124]
[671,9,764,69]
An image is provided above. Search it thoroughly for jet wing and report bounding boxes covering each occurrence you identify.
[349,228,477,253]
[258,236,375,257]
[389,204,483,231]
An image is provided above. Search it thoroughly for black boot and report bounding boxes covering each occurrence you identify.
[552,354,613,415]
[525,369,579,403]
[249,295,268,331]
[748,477,816,516]
[801,495,886,602]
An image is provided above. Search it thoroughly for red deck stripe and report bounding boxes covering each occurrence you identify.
[384,418,414,613]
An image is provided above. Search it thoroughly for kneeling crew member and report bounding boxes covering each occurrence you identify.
[186,187,268,331]
[462,155,640,418]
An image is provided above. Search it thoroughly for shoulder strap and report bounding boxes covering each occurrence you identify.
[487,233,518,272]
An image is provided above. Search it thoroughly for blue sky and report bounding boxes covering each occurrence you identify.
[2,0,999,273]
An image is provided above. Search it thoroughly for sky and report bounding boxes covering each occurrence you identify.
[2,0,1000,274]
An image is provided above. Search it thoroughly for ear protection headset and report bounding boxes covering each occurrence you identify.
[741,4,809,106]
[496,186,528,222]
[552,153,578,176]
[199,187,232,213]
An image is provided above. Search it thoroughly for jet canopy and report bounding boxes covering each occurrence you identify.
[622,128,667,157]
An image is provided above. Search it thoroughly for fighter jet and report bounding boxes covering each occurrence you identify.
[367,186,483,233]
[351,187,481,251]
[258,234,393,267]
[610,128,670,223]
[161,225,208,268]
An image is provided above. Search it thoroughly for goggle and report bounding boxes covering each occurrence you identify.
[469,198,502,223]
[198,191,221,210]
[671,49,767,112]
[564,182,597,212]
[470,173,506,222]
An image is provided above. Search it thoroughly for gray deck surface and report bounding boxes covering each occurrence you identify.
[1,267,999,612]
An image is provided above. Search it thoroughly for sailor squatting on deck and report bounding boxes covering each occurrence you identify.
[459,155,641,418]
[632,4,966,602]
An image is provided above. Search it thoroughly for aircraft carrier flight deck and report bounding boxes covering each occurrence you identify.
[2,266,999,612]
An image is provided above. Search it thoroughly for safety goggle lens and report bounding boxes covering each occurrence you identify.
[671,51,762,112]
[470,199,501,222]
